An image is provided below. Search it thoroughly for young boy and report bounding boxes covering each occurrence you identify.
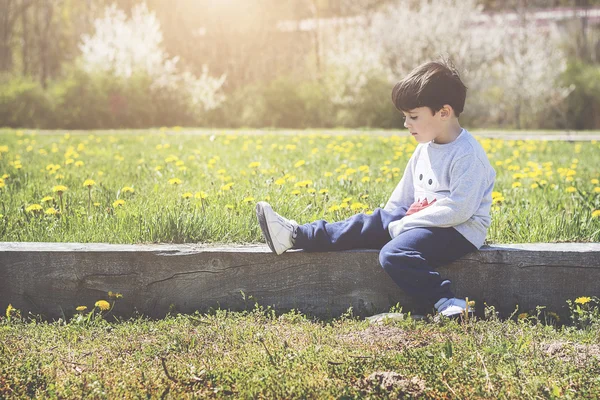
[255,60,495,318]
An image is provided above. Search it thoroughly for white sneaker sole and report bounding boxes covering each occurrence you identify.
[256,202,289,255]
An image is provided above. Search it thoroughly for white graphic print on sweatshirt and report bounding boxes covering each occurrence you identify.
[405,157,448,215]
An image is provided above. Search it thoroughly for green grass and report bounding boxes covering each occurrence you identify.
[2,301,600,399]
[1,129,599,243]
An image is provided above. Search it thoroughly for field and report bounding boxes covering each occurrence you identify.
[2,129,600,398]
[2,299,600,399]
[1,128,599,243]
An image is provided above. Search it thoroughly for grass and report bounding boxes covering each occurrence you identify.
[2,299,600,399]
[1,128,599,244]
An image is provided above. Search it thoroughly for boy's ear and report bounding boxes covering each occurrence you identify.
[439,105,453,119]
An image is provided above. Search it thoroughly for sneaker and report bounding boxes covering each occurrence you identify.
[434,297,473,318]
[255,202,298,255]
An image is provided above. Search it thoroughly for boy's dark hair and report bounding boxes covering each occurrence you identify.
[391,60,467,117]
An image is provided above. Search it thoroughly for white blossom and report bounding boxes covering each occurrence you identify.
[79,3,225,111]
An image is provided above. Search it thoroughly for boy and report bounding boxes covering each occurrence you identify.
[255,60,495,318]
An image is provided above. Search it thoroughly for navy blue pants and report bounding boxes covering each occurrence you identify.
[293,207,476,304]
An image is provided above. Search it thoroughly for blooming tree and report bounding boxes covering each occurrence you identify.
[322,0,572,128]
[79,3,225,111]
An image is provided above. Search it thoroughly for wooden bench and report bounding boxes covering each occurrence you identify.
[1,242,599,319]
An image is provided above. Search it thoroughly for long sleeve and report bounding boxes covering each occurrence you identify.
[388,153,493,238]
[383,150,418,213]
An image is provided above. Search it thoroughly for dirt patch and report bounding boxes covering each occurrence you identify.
[337,325,433,351]
[360,371,426,396]
[541,341,600,365]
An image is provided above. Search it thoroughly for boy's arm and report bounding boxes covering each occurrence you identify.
[388,154,494,238]
[383,152,417,212]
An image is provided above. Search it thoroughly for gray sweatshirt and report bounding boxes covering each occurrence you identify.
[384,129,495,249]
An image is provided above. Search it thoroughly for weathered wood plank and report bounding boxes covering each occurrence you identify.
[1,242,599,319]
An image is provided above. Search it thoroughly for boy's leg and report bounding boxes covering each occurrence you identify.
[378,227,476,315]
[294,207,407,252]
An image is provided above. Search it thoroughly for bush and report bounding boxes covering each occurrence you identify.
[556,61,600,130]
[0,76,53,128]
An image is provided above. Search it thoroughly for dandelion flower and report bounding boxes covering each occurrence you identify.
[44,208,58,215]
[294,160,306,168]
[248,161,260,169]
[592,210,600,219]
[83,179,96,188]
[594,187,600,193]
[95,300,110,311]
[0,179,4,189]
[324,172,333,177]
[575,296,591,305]
[275,178,286,185]
[566,186,577,193]
[512,182,521,188]
[41,196,53,202]
[168,178,182,185]
[25,204,43,213]
[182,192,193,199]
[361,176,370,183]
[113,199,125,208]
[220,183,234,191]
[194,191,208,199]
[122,186,135,193]
[76,306,87,312]
[52,185,68,194]
[291,190,301,196]
[319,189,329,195]
[591,178,599,185]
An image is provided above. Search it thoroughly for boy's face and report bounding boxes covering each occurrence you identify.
[402,107,443,144]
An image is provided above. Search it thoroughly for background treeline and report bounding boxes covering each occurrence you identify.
[1,0,600,130]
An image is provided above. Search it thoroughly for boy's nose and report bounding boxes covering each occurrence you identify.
[404,120,409,129]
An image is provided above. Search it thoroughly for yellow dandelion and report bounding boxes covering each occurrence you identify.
[76,306,87,312]
[41,196,53,203]
[291,190,301,196]
[44,208,58,215]
[512,182,522,188]
[324,172,333,177]
[75,161,84,167]
[113,199,125,208]
[591,179,599,185]
[182,192,193,199]
[294,160,306,168]
[361,176,370,183]
[248,161,261,169]
[594,187,600,193]
[592,210,600,219]
[220,183,234,191]
[25,204,43,213]
[0,179,4,189]
[95,300,110,311]
[566,186,577,193]
[6,304,14,318]
[307,188,316,194]
[194,191,208,199]
[83,179,96,188]
[350,202,366,211]
[168,178,182,185]
[575,296,591,305]
[328,205,340,212]
[319,189,329,195]
[52,185,68,194]
[243,196,255,203]
[122,186,135,194]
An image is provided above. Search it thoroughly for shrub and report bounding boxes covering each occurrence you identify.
[0,76,52,128]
